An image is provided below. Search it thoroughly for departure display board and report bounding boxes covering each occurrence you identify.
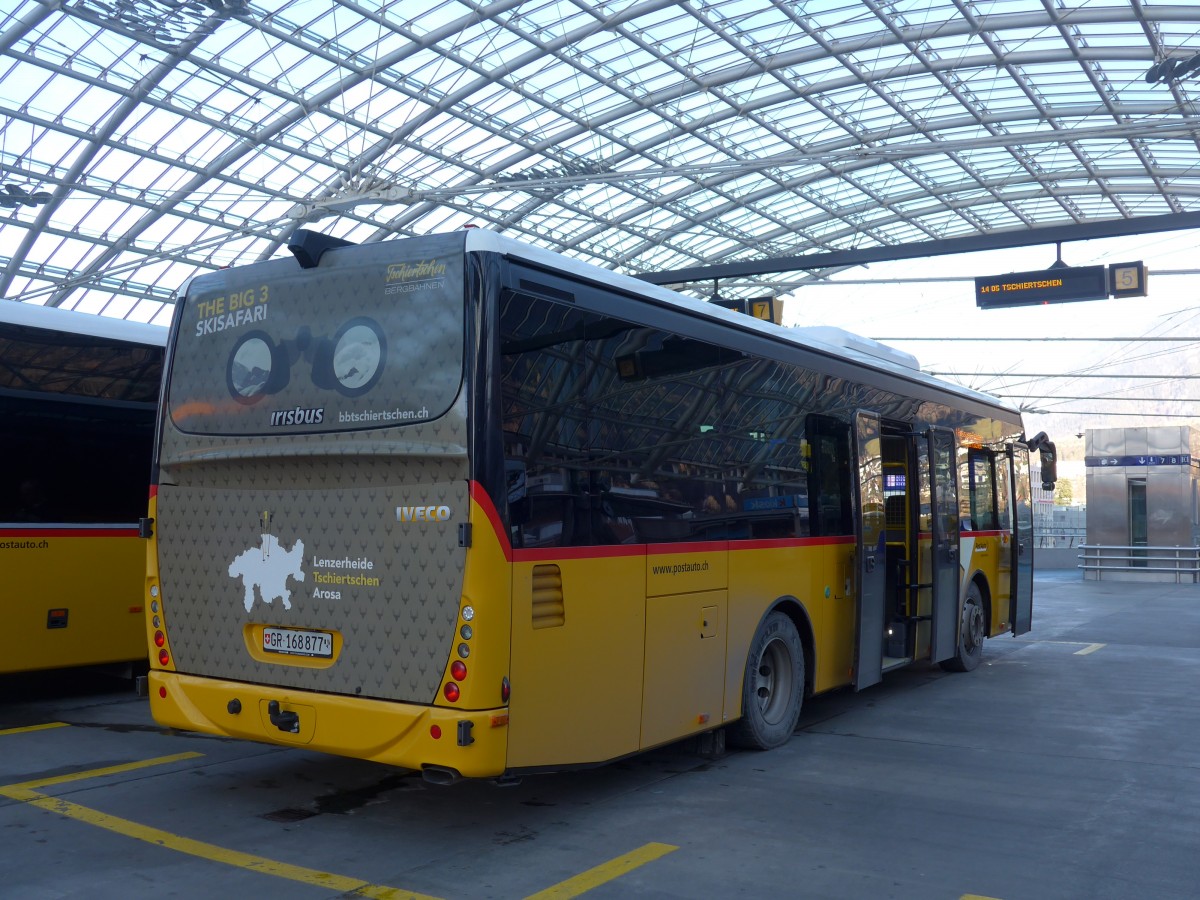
[975,265,1108,309]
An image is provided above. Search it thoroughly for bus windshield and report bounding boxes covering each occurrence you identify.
[0,314,161,524]
[166,233,466,436]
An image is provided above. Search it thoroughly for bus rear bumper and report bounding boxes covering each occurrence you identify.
[147,670,509,779]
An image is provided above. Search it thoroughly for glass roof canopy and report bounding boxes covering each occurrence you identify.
[2,0,1200,325]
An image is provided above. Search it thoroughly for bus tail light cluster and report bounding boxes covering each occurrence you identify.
[443,605,475,703]
[149,583,170,668]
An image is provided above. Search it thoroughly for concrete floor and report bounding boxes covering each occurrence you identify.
[2,571,1198,900]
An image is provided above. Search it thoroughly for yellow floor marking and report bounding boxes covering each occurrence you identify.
[525,842,678,900]
[4,788,439,898]
[1019,639,1108,653]
[2,752,203,791]
[0,753,440,900]
[0,721,69,736]
[961,895,1004,899]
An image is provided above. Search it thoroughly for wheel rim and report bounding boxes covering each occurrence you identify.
[962,597,984,653]
[753,637,794,725]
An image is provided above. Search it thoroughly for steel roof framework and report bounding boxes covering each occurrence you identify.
[1,1,1199,325]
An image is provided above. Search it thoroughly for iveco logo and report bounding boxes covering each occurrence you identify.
[396,505,451,523]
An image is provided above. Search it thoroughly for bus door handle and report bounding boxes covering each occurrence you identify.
[864,554,877,573]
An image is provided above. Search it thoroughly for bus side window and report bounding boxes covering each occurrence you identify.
[506,460,529,526]
[499,292,593,548]
[715,359,814,540]
[806,414,853,536]
[995,452,1012,530]
[957,445,973,531]
[965,449,997,532]
[590,325,721,544]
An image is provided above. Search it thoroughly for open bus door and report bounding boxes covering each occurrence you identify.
[853,411,886,690]
[927,427,960,664]
[1010,444,1034,635]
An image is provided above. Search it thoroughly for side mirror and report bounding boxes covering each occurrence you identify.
[1040,441,1057,491]
[1024,431,1058,491]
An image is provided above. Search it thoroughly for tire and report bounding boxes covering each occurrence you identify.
[940,582,985,673]
[729,610,805,750]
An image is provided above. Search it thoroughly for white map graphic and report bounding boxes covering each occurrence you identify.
[228,534,306,612]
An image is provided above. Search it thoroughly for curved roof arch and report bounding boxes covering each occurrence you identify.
[2,0,1200,323]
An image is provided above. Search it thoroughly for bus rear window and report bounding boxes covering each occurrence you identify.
[166,235,466,436]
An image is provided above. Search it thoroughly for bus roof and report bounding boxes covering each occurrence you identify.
[0,300,167,347]
[461,229,1020,419]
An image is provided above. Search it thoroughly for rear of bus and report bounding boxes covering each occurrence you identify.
[145,231,511,780]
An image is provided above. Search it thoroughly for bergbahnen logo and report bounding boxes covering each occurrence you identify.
[385,260,446,283]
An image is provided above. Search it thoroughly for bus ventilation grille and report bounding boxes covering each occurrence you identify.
[531,564,565,629]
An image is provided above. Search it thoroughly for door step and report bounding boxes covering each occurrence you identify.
[882,656,912,673]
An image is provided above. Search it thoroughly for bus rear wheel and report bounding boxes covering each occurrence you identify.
[729,610,804,750]
[940,583,985,673]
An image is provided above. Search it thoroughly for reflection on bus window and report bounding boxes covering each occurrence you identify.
[499,294,851,547]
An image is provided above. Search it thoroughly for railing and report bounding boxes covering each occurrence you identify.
[1037,533,1085,548]
[1078,544,1200,582]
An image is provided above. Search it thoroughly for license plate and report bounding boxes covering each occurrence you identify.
[262,626,333,658]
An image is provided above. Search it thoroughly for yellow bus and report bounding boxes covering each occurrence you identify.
[145,229,1055,781]
[1,302,165,674]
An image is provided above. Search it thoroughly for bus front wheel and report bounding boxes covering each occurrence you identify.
[940,583,985,673]
[729,610,804,750]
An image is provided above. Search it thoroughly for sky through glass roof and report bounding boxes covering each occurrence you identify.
[3,0,1200,430]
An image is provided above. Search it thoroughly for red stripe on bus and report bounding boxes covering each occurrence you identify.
[961,529,1007,538]
[0,527,139,538]
[470,481,513,558]
[470,482,859,562]
[512,536,856,563]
